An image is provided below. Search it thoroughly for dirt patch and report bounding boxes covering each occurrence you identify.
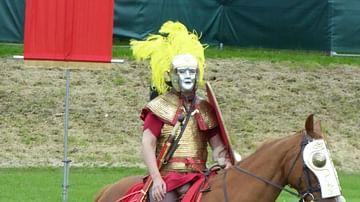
[0,58,359,171]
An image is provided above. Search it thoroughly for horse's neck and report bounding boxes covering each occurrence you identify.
[240,134,300,181]
[218,133,302,201]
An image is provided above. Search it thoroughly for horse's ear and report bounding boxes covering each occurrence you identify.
[314,120,322,136]
[314,120,324,139]
[305,114,314,133]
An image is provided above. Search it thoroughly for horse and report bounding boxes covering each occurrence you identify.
[94,114,345,202]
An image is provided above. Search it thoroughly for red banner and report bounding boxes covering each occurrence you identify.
[24,0,113,62]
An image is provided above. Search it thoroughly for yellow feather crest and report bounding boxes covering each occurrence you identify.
[130,21,206,94]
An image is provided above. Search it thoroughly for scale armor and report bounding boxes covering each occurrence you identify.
[145,91,218,172]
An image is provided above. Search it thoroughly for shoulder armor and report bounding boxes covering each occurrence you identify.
[145,92,181,124]
[196,97,218,130]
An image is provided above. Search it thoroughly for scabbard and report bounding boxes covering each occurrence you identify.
[136,177,152,202]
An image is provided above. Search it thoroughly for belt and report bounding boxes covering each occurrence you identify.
[167,157,206,172]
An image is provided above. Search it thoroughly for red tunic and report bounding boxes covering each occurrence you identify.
[143,111,217,192]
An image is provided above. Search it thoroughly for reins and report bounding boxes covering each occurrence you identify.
[222,165,301,201]
[222,132,321,202]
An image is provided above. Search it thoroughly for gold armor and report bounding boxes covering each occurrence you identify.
[145,91,218,172]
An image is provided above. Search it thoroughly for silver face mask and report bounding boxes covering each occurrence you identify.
[176,67,197,93]
[170,54,199,93]
[303,139,342,198]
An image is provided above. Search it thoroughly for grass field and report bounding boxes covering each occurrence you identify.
[0,167,358,202]
[1,43,359,201]
[0,167,144,202]
[2,42,360,67]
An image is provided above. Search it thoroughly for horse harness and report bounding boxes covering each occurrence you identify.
[222,132,322,202]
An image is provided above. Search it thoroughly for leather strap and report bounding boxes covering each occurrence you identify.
[164,97,196,163]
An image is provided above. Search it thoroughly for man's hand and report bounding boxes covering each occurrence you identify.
[210,136,234,169]
[151,175,167,201]
[224,158,232,169]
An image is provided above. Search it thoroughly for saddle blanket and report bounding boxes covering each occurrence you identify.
[117,174,211,202]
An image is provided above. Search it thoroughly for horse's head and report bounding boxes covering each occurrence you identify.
[286,114,345,202]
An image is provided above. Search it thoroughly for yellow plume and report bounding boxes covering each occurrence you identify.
[130,21,206,94]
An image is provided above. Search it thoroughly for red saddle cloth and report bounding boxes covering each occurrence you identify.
[117,173,214,202]
[180,176,210,202]
[116,182,145,202]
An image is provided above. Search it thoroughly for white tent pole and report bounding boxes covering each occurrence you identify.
[330,51,360,57]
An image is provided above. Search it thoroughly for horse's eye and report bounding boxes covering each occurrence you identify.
[312,152,327,168]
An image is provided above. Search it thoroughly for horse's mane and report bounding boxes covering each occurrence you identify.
[236,131,304,166]
[236,118,327,167]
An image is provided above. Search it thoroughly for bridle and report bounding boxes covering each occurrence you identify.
[222,132,323,202]
[223,132,322,202]
[288,132,322,201]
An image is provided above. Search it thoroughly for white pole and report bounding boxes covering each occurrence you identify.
[330,51,360,57]
[13,55,24,59]
[111,59,124,63]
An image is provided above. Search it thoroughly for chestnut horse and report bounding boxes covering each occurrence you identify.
[94,114,345,202]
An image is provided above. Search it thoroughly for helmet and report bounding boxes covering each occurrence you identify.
[130,21,206,95]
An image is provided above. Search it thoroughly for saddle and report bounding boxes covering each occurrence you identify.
[180,174,212,202]
[116,169,218,202]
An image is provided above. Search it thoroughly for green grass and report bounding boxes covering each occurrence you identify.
[0,43,24,57]
[2,42,360,68]
[0,168,358,202]
[113,45,360,68]
[0,167,144,202]
[277,171,360,202]
[206,47,360,67]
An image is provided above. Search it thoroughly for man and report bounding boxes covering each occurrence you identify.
[131,21,233,202]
